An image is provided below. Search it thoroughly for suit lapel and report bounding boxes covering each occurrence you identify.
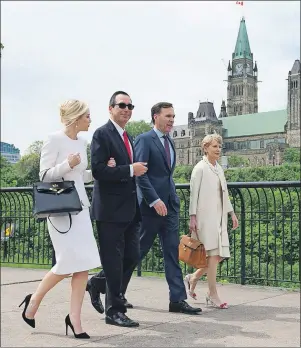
[151,130,171,171]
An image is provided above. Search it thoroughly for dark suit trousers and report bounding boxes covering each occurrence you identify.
[92,220,140,315]
[123,208,187,302]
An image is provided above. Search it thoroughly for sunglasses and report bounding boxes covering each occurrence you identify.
[114,103,135,111]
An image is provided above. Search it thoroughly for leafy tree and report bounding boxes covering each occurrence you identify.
[173,165,193,183]
[25,140,43,156]
[228,155,249,168]
[125,120,152,140]
[0,156,18,187]
[283,148,300,164]
[13,141,43,187]
[224,163,300,182]
[14,153,40,187]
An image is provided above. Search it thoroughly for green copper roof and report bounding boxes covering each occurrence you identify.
[222,109,287,138]
[233,17,252,60]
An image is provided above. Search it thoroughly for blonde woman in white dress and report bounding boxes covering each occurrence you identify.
[19,100,115,339]
[185,133,239,309]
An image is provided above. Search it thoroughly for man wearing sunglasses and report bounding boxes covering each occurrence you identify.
[88,91,147,327]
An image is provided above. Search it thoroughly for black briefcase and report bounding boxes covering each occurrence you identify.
[32,170,83,234]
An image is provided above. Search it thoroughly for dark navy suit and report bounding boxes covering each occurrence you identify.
[123,128,187,302]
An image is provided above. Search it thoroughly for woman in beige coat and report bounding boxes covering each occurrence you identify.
[185,133,239,309]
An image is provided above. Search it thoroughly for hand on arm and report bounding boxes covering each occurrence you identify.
[91,131,131,181]
[68,153,81,169]
[39,135,74,181]
[132,162,148,176]
[106,158,147,178]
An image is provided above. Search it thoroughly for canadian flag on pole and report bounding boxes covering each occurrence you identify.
[236,1,244,5]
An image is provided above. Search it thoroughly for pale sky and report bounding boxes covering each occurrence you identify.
[1,1,300,154]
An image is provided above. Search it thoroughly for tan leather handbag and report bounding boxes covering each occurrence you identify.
[178,231,207,269]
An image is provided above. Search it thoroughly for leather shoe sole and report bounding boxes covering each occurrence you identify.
[169,307,202,314]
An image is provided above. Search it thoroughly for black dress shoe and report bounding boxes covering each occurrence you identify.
[105,312,139,327]
[120,294,133,309]
[86,280,104,314]
[169,300,202,314]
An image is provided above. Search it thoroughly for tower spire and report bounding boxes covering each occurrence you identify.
[227,17,258,116]
[232,17,252,60]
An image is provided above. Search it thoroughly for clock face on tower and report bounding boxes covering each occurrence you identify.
[235,63,243,74]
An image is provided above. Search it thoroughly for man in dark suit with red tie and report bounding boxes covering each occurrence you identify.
[88,91,147,327]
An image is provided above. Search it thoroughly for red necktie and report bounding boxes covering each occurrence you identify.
[123,131,133,163]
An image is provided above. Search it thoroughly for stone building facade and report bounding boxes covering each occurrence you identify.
[287,60,301,148]
[171,18,300,167]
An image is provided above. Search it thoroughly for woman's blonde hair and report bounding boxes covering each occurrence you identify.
[60,100,89,127]
[201,133,223,154]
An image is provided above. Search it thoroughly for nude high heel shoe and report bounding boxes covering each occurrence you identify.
[205,294,228,309]
[184,274,198,300]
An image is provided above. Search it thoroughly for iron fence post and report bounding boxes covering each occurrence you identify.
[237,189,246,285]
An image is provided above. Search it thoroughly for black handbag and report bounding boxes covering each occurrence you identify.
[32,169,83,234]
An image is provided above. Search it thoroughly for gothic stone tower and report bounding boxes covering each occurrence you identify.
[227,17,258,116]
[287,59,301,148]
[188,102,223,164]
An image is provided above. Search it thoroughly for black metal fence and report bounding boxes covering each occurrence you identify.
[1,182,300,288]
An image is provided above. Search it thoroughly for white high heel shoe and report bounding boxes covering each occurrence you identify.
[205,294,228,309]
[184,274,198,300]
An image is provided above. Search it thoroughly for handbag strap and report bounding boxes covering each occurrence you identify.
[41,168,64,182]
[41,169,50,181]
[48,213,72,234]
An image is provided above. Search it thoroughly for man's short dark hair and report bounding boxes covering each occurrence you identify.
[151,102,173,123]
[109,91,131,106]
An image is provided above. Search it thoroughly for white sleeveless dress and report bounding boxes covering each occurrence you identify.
[39,130,101,274]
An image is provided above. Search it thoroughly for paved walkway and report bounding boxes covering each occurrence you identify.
[1,267,300,347]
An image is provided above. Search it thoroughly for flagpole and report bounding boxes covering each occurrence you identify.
[235,1,245,20]
[242,1,245,19]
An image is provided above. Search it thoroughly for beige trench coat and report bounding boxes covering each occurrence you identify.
[189,157,233,251]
